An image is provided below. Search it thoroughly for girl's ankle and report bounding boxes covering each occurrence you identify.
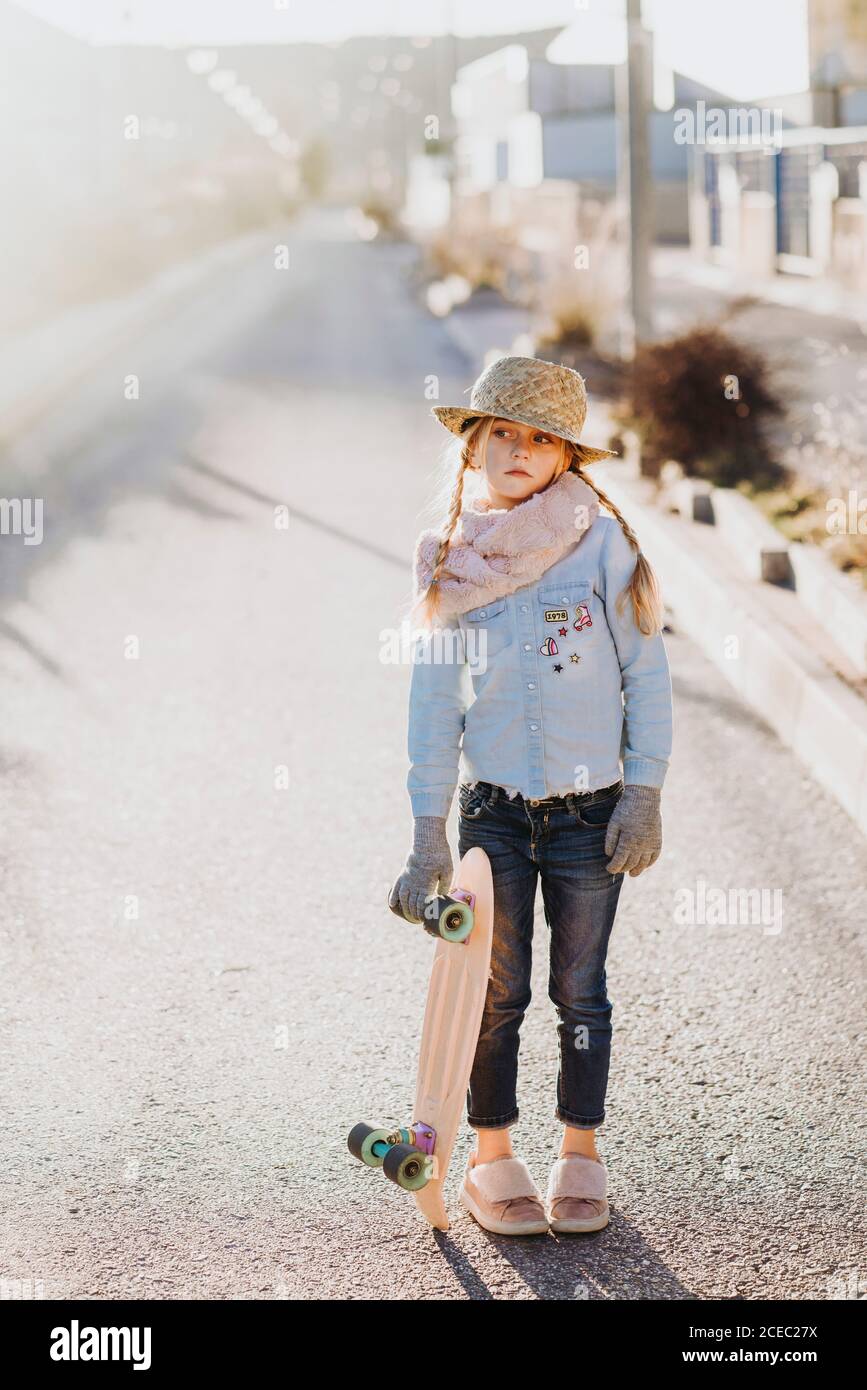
[471,1147,513,1166]
[560,1126,600,1163]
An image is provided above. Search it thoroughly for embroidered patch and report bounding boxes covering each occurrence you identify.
[570,653,580,663]
[544,608,568,623]
[558,626,568,636]
[540,637,559,656]
[573,602,593,633]
[553,663,563,673]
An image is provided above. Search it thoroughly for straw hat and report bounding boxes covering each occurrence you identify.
[432,355,618,465]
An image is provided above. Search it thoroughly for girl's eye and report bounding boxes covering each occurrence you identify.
[494,428,552,442]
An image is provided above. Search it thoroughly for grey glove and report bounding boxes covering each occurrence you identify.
[388,816,454,924]
[605,785,663,876]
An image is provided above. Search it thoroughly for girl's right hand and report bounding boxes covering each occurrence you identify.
[388,816,454,924]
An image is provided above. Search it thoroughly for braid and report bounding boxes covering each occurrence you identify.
[574,466,642,552]
[424,447,471,618]
[434,442,473,576]
[567,448,664,636]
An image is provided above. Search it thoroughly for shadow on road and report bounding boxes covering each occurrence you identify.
[424,1217,695,1300]
[184,453,408,572]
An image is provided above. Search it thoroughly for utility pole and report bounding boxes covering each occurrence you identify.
[616,0,653,356]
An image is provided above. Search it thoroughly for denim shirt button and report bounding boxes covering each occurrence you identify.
[528,682,535,689]
[523,643,531,651]
[520,604,528,612]
[530,723,539,731]
[478,609,487,617]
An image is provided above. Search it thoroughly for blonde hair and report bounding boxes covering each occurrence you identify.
[412,416,664,637]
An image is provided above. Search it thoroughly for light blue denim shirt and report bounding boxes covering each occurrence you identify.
[406,517,673,819]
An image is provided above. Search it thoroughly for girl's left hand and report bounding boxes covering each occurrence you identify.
[605,785,663,876]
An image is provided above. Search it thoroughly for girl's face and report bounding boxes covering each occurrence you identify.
[476,417,566,509]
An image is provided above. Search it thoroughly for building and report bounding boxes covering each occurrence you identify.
[689,0,867,288]
[448,40,737,244]
[808,0,867,125]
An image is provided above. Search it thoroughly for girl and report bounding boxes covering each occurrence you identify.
[389,355,673,1236]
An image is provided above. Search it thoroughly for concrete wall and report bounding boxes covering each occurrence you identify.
[541,113,616,181]
[540,109,689,184]
[832,196,867,289]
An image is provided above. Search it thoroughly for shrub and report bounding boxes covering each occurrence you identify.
[422,231,508,293]
[533,207,623,353]
[620,326,785,487]
[535,271,601,348]
[360,197,402,238]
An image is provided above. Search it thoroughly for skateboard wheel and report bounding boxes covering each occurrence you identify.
[436,898,474,943]
[382,1142,430,1192]
[347,1123,391,1168]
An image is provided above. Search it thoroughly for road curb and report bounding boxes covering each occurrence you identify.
[593,462,867,837]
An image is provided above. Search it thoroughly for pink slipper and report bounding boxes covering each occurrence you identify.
[459,1154,549,1236]
[546,1154,610,1233]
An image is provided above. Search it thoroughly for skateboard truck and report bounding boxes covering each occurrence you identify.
[390,886,477,943]
[423,886,475,942]
[347,1120,439,1190]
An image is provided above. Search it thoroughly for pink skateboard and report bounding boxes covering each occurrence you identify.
[348,847,494,1230]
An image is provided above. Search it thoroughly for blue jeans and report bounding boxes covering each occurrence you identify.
[457,779,626,1131]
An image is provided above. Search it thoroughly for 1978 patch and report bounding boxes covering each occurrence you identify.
[544,608,568,623]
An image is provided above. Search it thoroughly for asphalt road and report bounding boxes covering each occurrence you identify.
[1,209,865,1301]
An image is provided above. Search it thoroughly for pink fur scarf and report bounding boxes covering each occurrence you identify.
[413,469,601,620]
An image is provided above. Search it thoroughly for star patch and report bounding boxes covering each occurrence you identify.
[553,663,563,673]
[570,653,580,663]
[558,626,568,636]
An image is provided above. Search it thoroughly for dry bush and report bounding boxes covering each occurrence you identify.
[533,200,623,352]
[422,230,511,293]
[535,266,622,351]
[620,325,785,487]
